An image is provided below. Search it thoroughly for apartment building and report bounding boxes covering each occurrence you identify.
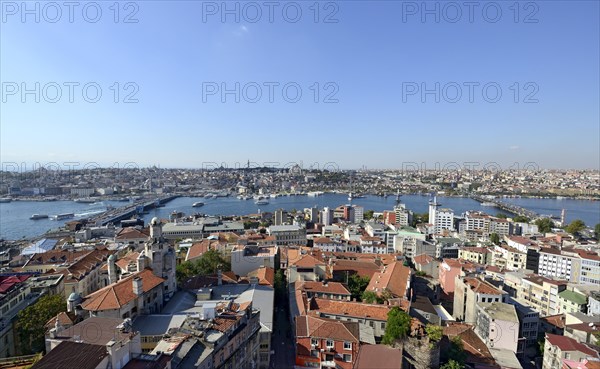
[516,275,567,317]
[492,244,528,271]
[538,247,582,283]
[453,277,508,323]
[459,246,492,264]
[558,290,588,314]
[439,258,478,294]
[474,302,522,355]
[81,269,165,319]
[542,333,599,369]
[268,225,307,245]
[295,315,364,369]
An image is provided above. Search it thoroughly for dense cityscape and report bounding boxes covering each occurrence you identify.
[0,166,598,369]
[2,0,599,368]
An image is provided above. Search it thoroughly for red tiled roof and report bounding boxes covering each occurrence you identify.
[0,274,31,294]
[298,280,351,296]
[296,315,360,342]
[311,298,391,321]
[115,227,149,240]
[546,333,599,356]
[413,254,434,266]
[462,277,505,295]
[365,261,411,298]
[81,269,164,311]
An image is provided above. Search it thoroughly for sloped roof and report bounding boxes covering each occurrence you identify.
[81,269,164,311]
[31,341,108,369]
[546,333,599,356]
[296,315,360,342]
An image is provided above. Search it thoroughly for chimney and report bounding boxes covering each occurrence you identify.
[133,277,143,295]
[217,269,222,286]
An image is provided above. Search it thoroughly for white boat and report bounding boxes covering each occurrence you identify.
[0,198,12,203]
[255,200,269,205]
[51,213,74,220]
[192,202,205,207]
[481,202,497,207]
[30,214,49,220]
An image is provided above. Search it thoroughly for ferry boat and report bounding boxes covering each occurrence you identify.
[51,213,74,220]
[192,202,205,207]
[0,198,12,203]
[30,214,49,220]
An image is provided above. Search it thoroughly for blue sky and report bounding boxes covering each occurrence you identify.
[1,0,599,170]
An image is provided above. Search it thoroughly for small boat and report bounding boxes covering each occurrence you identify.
[0,198,12,203]
[192,202,204,207]
[74,198,96,204]
[51,213,74,220]
[30,214,49,220]
[255,200,269,205]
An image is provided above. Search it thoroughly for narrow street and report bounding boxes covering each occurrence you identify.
[270,287,294,369]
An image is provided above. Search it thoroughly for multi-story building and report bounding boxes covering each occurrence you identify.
[558,290,588,314]
[321,207,332,226]
[352,205,364,223]
[588,291,600,316]
[231,244,279,276]
[268,225,307,245]
[491,244,528,271]
[313,237,342,252]
[434,237,462,259]
[542,333,599,369]
[474,302,522,355]
[453,277,508,323]
[429,197,454,234]
[458,246,492,264]
[81,269,166,319]
[516,275,567,316]
[364,261,411,300]
[578,250,600,285]
[295,315,365,369]
[0,275,34,357]
[538,247,582,283]
[439,258,478,294]
[507,297,540,348]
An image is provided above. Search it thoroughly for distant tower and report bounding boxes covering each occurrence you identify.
[136,251,146,272]
[561,209,566,225]
[429,196,440,226]
[108,254,117,284]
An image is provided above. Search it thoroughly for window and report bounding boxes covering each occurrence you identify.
[311,338,318,346]
[310,350,319,357]
[343,354,352,362]
[326,339,334,348]
[343,342,351,350]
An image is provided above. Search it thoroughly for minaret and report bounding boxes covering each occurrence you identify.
[561,209,566,226]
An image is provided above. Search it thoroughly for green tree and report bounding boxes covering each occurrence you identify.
[440,360,464,369]
[176,249,231,284]
[16,294,66,354]
[195,249,231,275]
[513,215,530,223]
[348,274,370,301]
[490,232,500,244]
[363,210,375,220]
[565,219,586,235]
[425,324,443,348]
[382,307,411,345]
[594,223,600,239]
[274,269,286,299]
[495,213,507,219]
[447,336,467,364]
[361,291,379,304]
[535,218,554,233]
